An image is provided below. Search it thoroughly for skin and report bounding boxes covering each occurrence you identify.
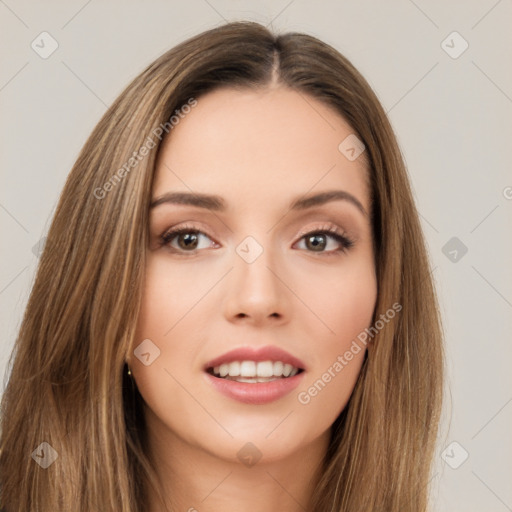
[128,85,377,512]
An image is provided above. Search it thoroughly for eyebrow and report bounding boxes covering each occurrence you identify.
[150,190,367,217]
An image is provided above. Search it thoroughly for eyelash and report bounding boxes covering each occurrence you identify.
[159,223,354,256]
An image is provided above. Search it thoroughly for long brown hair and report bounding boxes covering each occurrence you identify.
[0,21,443,511]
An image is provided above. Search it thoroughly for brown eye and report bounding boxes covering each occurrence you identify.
[304,233,328,252]
[296,229,354,255]
[161,228,215,252]
[175,232,199,250]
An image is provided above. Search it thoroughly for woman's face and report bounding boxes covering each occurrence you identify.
[131,86,377,464]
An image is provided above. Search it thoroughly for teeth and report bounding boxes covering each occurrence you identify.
[256,361,274,377]
[273,361,283,375]
[240,361,256,377]
[211,360,301,379]
[233,376,279,383]
[228,361,240,376]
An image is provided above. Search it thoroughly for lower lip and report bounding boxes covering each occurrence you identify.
[205,371,305,405]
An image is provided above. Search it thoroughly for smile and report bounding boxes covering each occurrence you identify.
[203,345,307,404]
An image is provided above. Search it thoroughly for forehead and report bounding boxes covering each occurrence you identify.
[153,86,370,215]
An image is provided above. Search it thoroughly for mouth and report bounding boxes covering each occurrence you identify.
[203,345,307,404]
[206,360,305,384]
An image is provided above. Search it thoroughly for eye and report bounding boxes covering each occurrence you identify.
[295,225,354,255]
[159,224,218,253]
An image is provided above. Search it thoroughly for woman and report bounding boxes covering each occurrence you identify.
[0,20,444,512]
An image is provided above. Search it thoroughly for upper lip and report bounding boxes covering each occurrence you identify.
[204,345,307,372]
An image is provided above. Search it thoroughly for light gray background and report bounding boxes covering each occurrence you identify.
[1,1,511,510]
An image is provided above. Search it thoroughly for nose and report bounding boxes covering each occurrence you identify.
[222,245,290,326]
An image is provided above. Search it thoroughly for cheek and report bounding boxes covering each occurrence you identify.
[134,256,200,340]
[131,259,191,395]
[131,260,204,435]
[294,256,377,344]
[292,259,377,419]
[329,268,377,340]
